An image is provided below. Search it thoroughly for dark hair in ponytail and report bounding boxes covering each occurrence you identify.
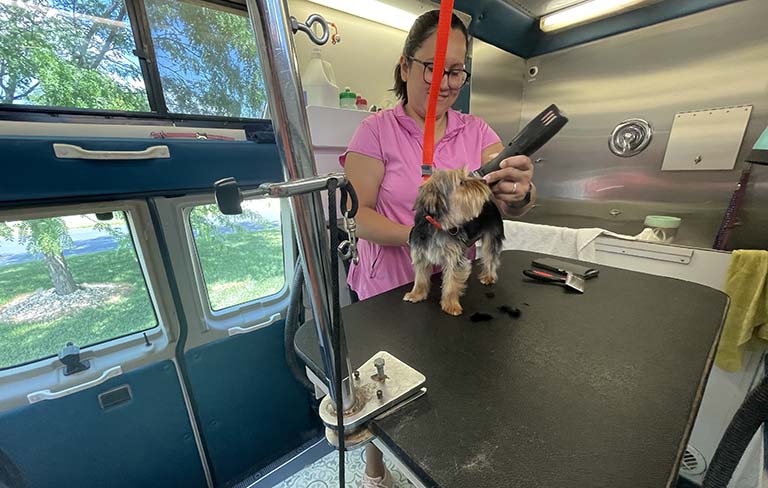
[392,10,469,104]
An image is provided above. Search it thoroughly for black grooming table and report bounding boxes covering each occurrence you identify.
[295,251,727,488]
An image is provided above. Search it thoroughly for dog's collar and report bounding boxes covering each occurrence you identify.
[425,215,460,236]
[425,215,442,230]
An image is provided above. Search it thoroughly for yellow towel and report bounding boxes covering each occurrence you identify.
[715,250,768,372]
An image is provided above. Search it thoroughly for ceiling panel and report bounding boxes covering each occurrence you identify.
[384,0,473,24]
[503,0,586,17]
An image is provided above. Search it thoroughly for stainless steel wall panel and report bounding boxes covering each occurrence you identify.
[511,0,768,248]
[470,40,526,143]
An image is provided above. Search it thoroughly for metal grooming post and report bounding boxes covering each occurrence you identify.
[244,0,355,411]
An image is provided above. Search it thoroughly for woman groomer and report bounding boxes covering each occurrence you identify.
[340,10,535,487]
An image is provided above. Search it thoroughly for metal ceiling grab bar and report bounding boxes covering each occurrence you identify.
[243,0,355,412]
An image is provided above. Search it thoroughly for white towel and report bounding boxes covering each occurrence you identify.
[501,221,634,262]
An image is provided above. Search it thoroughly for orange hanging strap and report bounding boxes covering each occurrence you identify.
[421,0,455,182]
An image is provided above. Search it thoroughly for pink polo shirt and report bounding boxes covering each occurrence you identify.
[340,103,501,300]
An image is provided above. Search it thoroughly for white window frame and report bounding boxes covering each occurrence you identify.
[0,200,178,410]
[153,193,294,338]
[0,200,174,372]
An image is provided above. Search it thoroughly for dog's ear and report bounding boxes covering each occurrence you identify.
[415,184,448,219]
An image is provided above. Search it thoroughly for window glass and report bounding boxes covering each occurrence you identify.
[0,212,157,369]
[189,199,284,311]
[0,0,149,111]
[145,0,268,118]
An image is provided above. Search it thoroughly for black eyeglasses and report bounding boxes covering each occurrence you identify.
[407,56,471,89]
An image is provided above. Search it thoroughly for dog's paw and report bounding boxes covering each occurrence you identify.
[441,300,463,316]
[403,290,427,303]
[479,272,497,285]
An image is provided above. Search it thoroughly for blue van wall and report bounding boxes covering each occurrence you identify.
[0,136,283,206]
[0,361,207,488]
[185,321,320,486]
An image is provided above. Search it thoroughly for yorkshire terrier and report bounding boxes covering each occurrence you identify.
[404,168,504,316]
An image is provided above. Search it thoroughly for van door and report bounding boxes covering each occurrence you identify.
[0,137,322,488]
[152,193,321,486]
[0,200,209,488]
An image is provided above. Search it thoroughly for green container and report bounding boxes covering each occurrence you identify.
[643,215,681,243]
[339,87,356,110]
[643,215,681,229]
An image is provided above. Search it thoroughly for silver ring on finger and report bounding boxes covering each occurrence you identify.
[512,182,518,194]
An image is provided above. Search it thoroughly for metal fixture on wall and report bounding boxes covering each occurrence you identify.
[291,13,331,45]
[609,118,653,157]
[661,106,752,171]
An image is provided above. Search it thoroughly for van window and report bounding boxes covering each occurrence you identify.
[0,212,157,369]
[189,199,285,311]
[0,0,149,111]
[144,0,268,118]
[0,0,268,118]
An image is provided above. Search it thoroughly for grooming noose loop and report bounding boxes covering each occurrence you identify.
[336,183,360,264]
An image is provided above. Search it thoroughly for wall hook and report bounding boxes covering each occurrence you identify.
[291,13,330,45]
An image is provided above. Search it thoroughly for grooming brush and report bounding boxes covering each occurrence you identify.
[523,268,585,293]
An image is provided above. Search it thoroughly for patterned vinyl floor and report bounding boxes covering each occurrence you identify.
[272,447,415,488]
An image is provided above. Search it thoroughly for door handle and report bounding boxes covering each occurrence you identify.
[53,143,170,160]
[227,313,281,337]
[27,365,123,404]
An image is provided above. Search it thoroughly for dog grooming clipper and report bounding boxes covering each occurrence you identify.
[471,104,569,178]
